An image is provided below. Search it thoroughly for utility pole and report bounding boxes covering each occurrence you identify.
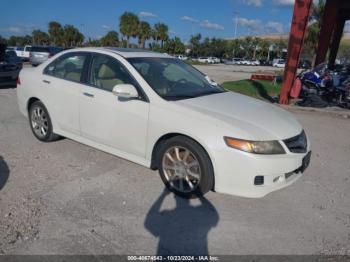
[80,23,85,45]
[234,11,239,39]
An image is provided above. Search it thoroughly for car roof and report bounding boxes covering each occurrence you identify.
[64,47,172,59]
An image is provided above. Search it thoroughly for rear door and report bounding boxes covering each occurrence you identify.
[42,52,90,135]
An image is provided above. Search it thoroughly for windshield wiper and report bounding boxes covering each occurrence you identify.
[163,95,196,101]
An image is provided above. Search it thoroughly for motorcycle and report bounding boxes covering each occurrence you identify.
[296,63,350,109]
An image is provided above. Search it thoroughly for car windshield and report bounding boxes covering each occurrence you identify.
[127,57,225,100]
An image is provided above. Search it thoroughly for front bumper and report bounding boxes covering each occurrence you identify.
[212,142,311,198]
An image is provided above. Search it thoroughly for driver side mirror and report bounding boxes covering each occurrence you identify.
[112,84,139,99]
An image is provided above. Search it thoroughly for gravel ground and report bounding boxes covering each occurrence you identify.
[0,77,350,255]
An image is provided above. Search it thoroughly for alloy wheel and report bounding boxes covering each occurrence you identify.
[162,146,201,193]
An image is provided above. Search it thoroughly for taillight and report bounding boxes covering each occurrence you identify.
[17,77,21,86]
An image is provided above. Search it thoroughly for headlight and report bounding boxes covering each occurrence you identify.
[224,137,285,154]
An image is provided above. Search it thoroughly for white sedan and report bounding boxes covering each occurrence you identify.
[17,48,311,198]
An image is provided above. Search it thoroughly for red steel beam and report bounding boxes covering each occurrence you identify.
[279,0,312,104]
[314,0,340,66]
[328,18,345,70]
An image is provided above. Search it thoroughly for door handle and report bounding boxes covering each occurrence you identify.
[83,92,94,98]
[43,80,50,84]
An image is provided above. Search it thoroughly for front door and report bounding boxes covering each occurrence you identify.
[79,53,149,158]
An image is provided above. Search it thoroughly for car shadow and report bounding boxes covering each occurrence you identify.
[144,188,219,255]
[250,80,277,103]
[0,156,10,191]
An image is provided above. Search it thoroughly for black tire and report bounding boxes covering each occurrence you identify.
[157,136,214,198]
[29,101,59,142]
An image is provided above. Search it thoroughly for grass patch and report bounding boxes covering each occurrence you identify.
[222,79,281,101]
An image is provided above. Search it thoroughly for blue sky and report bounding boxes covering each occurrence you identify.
[0,0,296,42]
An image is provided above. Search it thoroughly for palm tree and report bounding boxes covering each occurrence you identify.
[304,0,325,65]
[32,30,50,45]
[259,39,270,60]
[119,12,139,48]
[190,34,201,57]
[62,25,84,47]
[154,23,168,48]
[100,31,119,47]
[137,21,151,49]
[251,37,261,59]
[48,21,63,46]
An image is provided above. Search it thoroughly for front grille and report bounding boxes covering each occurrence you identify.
[283,130,307,153]
[254,176,264,185]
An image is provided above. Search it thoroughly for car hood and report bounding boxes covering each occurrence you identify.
[175,92,302,140]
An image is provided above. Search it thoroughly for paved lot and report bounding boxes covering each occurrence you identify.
[0,78,350,255]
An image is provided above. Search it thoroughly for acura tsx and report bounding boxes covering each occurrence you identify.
[17,47,311,198]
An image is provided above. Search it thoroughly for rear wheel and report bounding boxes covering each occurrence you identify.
[157,136,214,198]
[29,101,59,142]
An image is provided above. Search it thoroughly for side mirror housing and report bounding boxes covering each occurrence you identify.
[112,84,139,99]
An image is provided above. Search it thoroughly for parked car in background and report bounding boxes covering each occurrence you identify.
[259,60,271,66]
[17,47,311,198]
[197,57,209,63]
[8,46,32,61]
[208,57,220,63]
[5,50,23,69]
[206,57,216,64]
[0,44,21,87]
[240,59,252,66]
[250,59,260,66]
[231,58,243,65]
[273,59,285,68]
[30,46,62,66]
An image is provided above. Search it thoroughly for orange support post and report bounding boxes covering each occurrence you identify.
[279,0,312,105]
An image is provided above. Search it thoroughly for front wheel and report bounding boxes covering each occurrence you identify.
[157,136,214,198]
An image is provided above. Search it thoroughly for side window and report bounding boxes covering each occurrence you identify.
[89,54,137,92]
[44,54,87,83]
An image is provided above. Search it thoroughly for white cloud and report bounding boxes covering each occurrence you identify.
[243,0,262,7]
[102,25,111,30]
[139,11,157,18]
[266,21,284,33]
[236,18,286,35]
[273,0,294,6]
[5,26,22,33]
[0,24,38,35]
[200,20,224,30]
[180,16,199,23]
[181,16,224,30]
[237,18,262,32]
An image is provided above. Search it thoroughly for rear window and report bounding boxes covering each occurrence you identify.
[16,47,24,51]
[31,46,50,53]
